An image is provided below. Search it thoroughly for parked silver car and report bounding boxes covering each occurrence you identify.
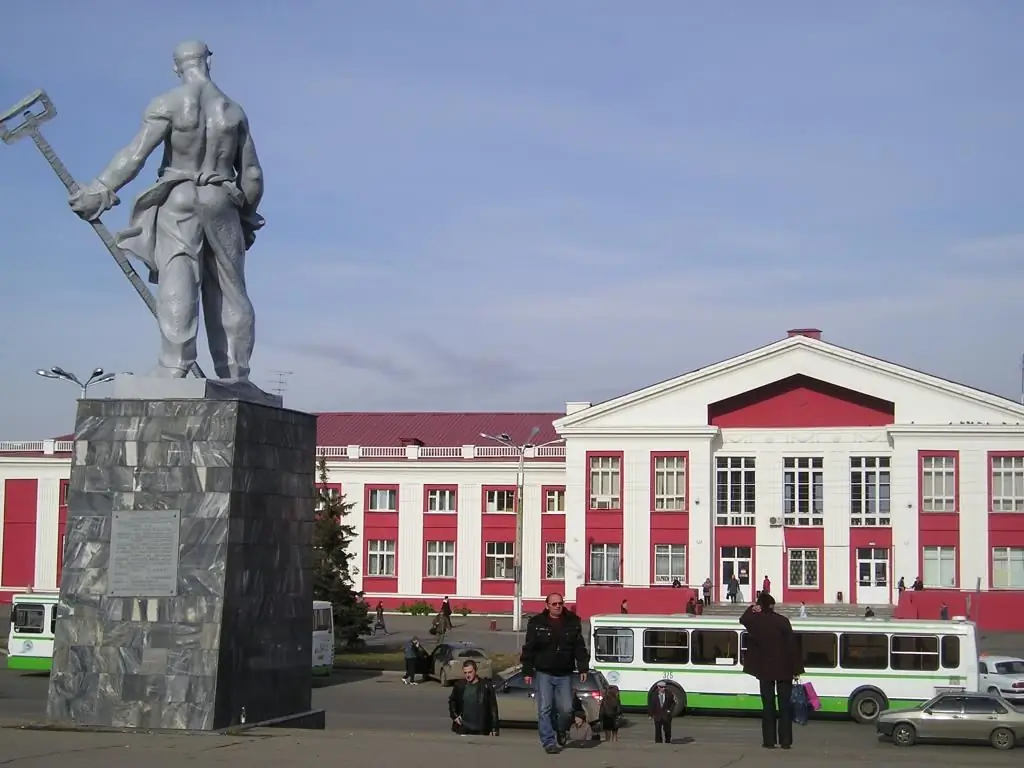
[877,691,1024,750]
[495,668,613,729]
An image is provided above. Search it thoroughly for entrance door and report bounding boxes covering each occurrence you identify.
[720,546,752,602]
[856,547,890,605]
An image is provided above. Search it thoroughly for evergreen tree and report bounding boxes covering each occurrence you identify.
[314,456,370,646]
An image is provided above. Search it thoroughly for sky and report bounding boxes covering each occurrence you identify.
[1,2,1023,438]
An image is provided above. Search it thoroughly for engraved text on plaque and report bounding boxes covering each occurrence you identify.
[108,509,181,597]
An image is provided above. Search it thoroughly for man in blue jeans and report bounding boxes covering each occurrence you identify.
[522,593,590,753]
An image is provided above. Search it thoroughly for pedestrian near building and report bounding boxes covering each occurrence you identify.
[403,637,425,685]
[522,592,590,754]
[647,680,676,744]
[448,660,499,736]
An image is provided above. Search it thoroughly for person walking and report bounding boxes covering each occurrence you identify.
[740,592,804,750]
[448,659,499,736]
[403,637,424,685]
[647,680,676,744]
[522,593,590,754]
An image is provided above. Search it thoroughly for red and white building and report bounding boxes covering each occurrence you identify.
[3,328,1024,611]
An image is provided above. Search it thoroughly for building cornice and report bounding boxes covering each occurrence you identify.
[886,424,1024,437]
[555,426,721,438]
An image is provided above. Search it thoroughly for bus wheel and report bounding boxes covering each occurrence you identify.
[849,689,886,724]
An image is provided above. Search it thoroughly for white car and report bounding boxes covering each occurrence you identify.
[979,655,1024,702]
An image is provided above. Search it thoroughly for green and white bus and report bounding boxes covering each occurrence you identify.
[590,614,979,724]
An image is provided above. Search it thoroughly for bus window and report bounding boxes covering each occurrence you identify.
[594,628,634,664]
[839,633,887,669]
[12,604,45,634]
[940,636,960,669]
[313,607,332,632]
[795,632,838,668]
[643,630,689,664]
[890,635,939,671]
[691,630,738,666]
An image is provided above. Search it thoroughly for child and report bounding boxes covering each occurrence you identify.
[568,711,593,745]
[600,686,623,742]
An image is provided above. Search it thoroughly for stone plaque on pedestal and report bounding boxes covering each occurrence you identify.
[46,385,318,731]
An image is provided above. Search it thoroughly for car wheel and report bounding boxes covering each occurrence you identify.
[439,667,448,686]
[988,686,1000,695]
[850,690,886,724]
[990,727,1016,751]
[891,723,916,747]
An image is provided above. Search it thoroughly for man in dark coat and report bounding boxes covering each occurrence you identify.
[448,660,499,736]
[522,592,590,753]
[647,680,676,744]
[740,592,804,749]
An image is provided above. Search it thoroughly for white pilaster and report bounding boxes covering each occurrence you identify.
[34,478,60,589]
[623,447,649,587]
[457,483,482,595]
[398,482,423,594]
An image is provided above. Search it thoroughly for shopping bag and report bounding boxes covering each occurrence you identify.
[803,681,821,711]
[790,682,810,726]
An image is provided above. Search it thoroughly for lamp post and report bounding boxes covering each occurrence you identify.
[35,366,117,399]
[480,428,565,632]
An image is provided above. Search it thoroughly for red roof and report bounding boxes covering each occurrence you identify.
[315,412,563,447]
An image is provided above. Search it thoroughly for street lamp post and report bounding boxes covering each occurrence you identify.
[480,428,565,632]
[35,366,117,398]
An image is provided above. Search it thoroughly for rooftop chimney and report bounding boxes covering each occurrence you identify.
[787,328,822,341]
[399,437,425,447]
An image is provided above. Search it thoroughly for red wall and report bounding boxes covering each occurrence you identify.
[422,484,458,596]
[782,527,824,604]
[362,483,399,594]
[575,585,698,620]
[585,451,624,583]
[848,527,893,604]
[540,489,566,597]
[708,375,895,428]
[895,590,1024,632]
[2,479,37,592]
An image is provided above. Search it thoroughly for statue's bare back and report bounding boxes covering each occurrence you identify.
[162,82,246,178]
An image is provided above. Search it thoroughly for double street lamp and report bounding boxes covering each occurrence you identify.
[35,366,116,398]
[480,428,565,633]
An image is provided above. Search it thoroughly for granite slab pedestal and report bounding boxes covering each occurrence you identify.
[46,378,322,731]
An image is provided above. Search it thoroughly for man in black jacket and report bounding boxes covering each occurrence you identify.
[448,660,499,736]
[740,592,805,750]
[521,593,590,754]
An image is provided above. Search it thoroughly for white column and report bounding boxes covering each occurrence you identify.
[688,440,714,589]
[755,449,784,598]
[959,446,988,590]
[346,481,365,592]
[0,475,6,583]
[34,478,60,589]
[521,479,542,600]
[890,438,919,588]
[824,448,851,605]
[563,445,587,601]
[458,483,482,596]
[398,482,423,595]
[623,448,649,587]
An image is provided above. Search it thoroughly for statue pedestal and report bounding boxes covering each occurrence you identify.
[46,384,321,731]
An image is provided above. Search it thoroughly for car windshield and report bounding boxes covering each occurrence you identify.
[455,649,486,659]
[995,661,1024,675]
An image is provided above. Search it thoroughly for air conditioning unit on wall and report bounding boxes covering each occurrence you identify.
[769,516,782,527]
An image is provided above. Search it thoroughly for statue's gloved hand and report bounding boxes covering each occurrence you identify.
[69,181,120,221]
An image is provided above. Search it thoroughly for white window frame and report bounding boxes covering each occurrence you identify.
[426,488,457,514]
[485,488,516,514]
[367,487,397,512]
[367,539,396,576]
[315,486,340,512]
[992,547,1024,589]
[484,541,515,579]
[589,543,621,584]
[922,546,957,588]
[850,456,891,526]
[545,542,566,579]
[425,540,455,578]
[715,456,756,526]
[653,455,687,512]
[991,456,1024,513]
[653,544,686,584]
[589,455,621,509]
[921,455,957,513]
[783,456,824,527]
[787,548,819,589]
[545,488,566,514]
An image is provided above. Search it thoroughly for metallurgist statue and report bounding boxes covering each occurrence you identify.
[69,41,264,381]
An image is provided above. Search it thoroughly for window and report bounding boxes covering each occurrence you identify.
[367,540,396,576]
[794,632,838,668]
[545,542,566,579]
[994,660,1024,675]
[485,488,516,513]
[59,481,69,506]
[890,635,939,671]
[11,604,44,634]
[926,696,963,714]
[653,544,686,584]
[545,487,566,513]
[315,485,340,512]
[839,633,888,669]
[850,457,891,526]
[484,541,514,579]
[643,630,689,664]
[715,456,756,526]
[992,547,1024,588]
[589,455,621,509]
[593,627,633,663]
[426,488,457,513]
[783,457,823,526]
[652,454,687,511]
[589,543,621,583]
[921,454,957,512]
[991,455,1024,512]
[691,630,739,665]
[787,549,819,588]
[964,698,1006,715]
[923,546,957,588]
[425,541,455,578]
[941,636,961,669]
[367,487,397,512]
[313,606,332,632]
